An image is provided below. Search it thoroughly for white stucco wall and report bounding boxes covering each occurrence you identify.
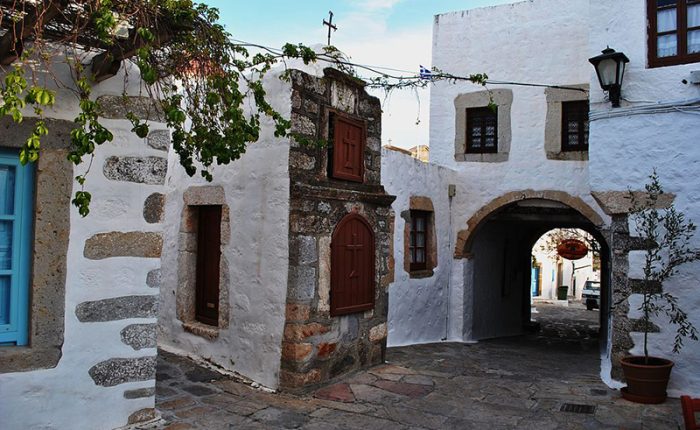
[0,62,162,429]
[159,70,294,390]
[588,0,700,395]
[382,148,455,346]
[158,58,333,391]
[429,0,609,341]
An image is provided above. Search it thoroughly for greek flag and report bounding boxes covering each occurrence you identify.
[419,65,432,80]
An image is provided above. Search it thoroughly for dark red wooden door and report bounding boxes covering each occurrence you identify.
[331,214,375,316]
[196,205,221,326]
[332,116,365,182]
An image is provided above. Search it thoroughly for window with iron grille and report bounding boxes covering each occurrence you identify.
[561,100,589,152]
[648,0,700,67]
[466,107,498,154]
[409,210,429,272]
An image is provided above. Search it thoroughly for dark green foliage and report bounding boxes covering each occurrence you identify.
[628,170,699,357]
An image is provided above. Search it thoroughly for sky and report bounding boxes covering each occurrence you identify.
[203,0,517,149]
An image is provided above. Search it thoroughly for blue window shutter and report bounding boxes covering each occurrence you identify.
[0,149,34,346]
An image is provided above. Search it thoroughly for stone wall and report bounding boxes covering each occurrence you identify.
[281,69,395,390]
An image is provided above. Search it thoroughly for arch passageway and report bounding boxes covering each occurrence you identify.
[462,197,610,352]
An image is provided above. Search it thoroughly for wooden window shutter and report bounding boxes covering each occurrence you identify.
[195,205,221,326]
[331,115,365,182]
[330,214,375,316]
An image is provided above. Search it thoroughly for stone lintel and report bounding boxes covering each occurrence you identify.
[103,156,167,185]
[76,295,158,322]
[592,191,675,215]
[628,279,663,295]
[84,231,163,260]
[121,323,157,350]
[291,183,396,207]
[89,356,157,387]
[97,95,164,122]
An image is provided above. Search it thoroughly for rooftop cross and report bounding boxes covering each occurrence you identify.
[323,11,337,46]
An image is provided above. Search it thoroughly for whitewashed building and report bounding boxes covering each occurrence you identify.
[384,0,700,396]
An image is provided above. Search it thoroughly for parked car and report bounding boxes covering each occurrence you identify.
[582,281,601,310]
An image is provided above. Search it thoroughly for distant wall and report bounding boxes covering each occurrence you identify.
[382,148,454,346]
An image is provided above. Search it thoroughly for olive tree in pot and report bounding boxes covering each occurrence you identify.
[620,171,699,404]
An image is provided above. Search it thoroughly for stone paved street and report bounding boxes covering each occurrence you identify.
[146,305,683,429]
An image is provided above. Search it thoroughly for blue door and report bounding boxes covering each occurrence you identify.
[0,150,33,346]
[530,266,541,297]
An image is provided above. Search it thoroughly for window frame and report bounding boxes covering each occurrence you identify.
[561,100,590,152]
[0,150,33,346]
[648,0,700,67]
[466,107,498,154]
[409,210,429,272]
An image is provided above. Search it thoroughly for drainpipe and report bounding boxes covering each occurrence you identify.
[443,184,456,341]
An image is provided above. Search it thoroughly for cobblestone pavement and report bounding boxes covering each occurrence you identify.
[149,305,683,429]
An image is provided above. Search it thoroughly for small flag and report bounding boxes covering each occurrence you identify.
[419,65,432,80]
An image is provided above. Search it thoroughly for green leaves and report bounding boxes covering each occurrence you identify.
[72,191,92,217]
[629,170,700,356]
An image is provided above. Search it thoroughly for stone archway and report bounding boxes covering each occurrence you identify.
[453,192,612,358]
[454,190,605,259]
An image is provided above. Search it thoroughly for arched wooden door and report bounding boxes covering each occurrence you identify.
[331,213,375,316]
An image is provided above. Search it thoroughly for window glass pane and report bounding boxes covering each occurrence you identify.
[416,233,425,247]
[485,125,495,136]
[568,134,579,146]
[0,165,15,215]
[568,121,579,133]
[689,4,700,27]
[471,127,481,137]
[416,249,425,263]
[656,0,677,7]
[657,34,678,57]
[0,220,12,270]
[657,8,677,32]
[416,217,425,231]
[484,137,495,148]
[0,276,9,325]
[689,30,700,53]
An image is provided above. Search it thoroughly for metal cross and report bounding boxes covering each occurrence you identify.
[323,11,337,46]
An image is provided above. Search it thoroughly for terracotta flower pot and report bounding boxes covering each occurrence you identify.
[620,355,674,404]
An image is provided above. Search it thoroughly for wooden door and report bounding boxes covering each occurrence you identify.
[331,214,375,316]
[195,205,221,326]
[331,116,365,183]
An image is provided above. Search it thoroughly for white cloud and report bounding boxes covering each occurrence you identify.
[355,0,404,11]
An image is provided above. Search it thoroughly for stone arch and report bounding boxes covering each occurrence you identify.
[454,190,605,259]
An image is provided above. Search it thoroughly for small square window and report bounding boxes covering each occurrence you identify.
[648,0,700,67]
[561,101,589,152]
[466,107,498,154]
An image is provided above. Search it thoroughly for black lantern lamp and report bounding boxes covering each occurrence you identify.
[588,47,629,108]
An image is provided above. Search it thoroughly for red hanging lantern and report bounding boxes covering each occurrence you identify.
[557,239,588,260]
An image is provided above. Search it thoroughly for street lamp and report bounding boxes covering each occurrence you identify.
[588,47,629,108]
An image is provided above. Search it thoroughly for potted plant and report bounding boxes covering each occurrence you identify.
[620,171,699,404]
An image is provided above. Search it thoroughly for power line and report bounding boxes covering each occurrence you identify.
[229,39,589,93]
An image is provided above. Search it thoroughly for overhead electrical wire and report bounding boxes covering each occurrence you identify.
[229,39,589,93]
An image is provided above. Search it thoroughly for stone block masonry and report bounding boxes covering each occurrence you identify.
[281,68,395,390]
